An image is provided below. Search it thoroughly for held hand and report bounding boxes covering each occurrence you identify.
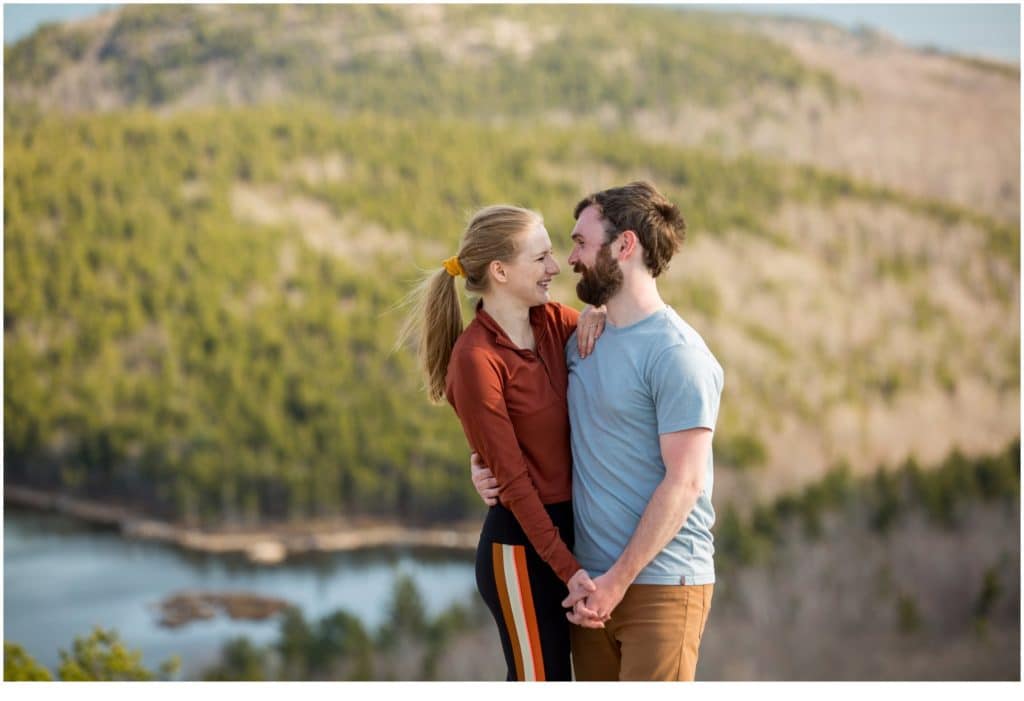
[562,569,597,610]
[563,569,605,629]
[577,305,607,358]
[470,452,499,506]
[581,571,628,622]
[567,599,605,629]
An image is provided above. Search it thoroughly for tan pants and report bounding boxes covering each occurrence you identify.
[571,583,713,681]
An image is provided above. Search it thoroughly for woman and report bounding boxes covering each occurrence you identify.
[400,205,604,681]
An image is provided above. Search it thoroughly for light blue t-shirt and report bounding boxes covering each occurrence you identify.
[567,305,723,585]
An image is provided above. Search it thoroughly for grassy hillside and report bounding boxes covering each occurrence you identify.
[3,4,842,118]
[4,4,1019,524]
[5,105,1018,524]
[7,4,1015,225]
[3,4,1017,684]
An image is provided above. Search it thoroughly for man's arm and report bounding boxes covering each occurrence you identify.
[567,427,711,626]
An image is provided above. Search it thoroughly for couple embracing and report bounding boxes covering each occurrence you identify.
[402,181,723,681]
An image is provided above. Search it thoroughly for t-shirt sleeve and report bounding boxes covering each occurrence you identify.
[649,344,723,435]
[446,346,582,584]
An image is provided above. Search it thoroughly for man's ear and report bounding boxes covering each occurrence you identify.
[617,230,639,261]
[489,259,507,284]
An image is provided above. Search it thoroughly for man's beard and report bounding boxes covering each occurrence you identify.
[575,242,623,306]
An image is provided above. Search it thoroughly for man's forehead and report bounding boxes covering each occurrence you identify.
[572,205,604,238]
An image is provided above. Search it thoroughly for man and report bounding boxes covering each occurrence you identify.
[472,181,723,681]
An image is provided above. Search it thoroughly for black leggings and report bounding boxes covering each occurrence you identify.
[475,501,574,681]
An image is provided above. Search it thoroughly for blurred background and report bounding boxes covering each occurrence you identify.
[2,2,1020,682]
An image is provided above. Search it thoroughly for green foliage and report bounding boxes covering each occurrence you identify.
[419,601,476,680]
[202,575,484,681]
[275,607,314,680]
[377,573,428,650]
[972,565,1002,626]
[794,462,854,537]
[792,164,1020,270]
[313,611,374,680]
[714,441,1020,571]
[267,605,376,680]
[681,277,721,319]
[970,557,1012,638]
[55,627,179,681]
[714,504,773,571]
[896,593,922,635]
[910,292,947,331]
[868,468,904,533]
[202,637,269,681]
[715,433,767,471]
[1,105,819,526]
[4,642,53,681]
[6,5,843,119]
[3,97,1016,528]
[741,321,794,360]
[4,23,92,84]
[909,442,1020,529]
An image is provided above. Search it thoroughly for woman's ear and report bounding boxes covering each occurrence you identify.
[489,259,507,284]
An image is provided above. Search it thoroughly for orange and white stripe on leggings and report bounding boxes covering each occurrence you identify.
[492,543,546,681]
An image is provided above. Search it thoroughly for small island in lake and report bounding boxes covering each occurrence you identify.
[157,591,292,628]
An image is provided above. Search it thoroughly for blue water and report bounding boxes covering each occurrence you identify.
[3,508,478,678]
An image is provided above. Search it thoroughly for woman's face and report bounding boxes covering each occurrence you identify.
[498,220,561,308]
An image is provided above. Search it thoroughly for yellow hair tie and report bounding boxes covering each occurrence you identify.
[442,255,465,278]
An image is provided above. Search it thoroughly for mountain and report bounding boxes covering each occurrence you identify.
[6,4,1016,221]
[3,3,1018,524]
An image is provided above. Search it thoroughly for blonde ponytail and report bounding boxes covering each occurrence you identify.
[399,205,541,403]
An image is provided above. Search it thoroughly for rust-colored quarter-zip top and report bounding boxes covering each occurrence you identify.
[446,301,581,583]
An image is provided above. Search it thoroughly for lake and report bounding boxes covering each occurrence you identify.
[3,507,479,678]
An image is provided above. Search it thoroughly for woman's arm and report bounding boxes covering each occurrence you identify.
[448,347,581,584]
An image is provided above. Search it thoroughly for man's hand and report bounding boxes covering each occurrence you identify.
[470,452,499,506]
[567,600,606,629]
[563,569,597,609]
[567,570,628,628]
[577,305,607,358]
[563,569,604,628]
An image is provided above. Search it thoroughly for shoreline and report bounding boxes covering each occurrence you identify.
[4,484,480,564]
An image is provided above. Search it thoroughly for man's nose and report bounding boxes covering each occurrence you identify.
[567,249,578,266]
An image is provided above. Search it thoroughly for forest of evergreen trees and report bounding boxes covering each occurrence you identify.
[5,104,1017,528]
[5,4,844,117]
[4,4,1018,531]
